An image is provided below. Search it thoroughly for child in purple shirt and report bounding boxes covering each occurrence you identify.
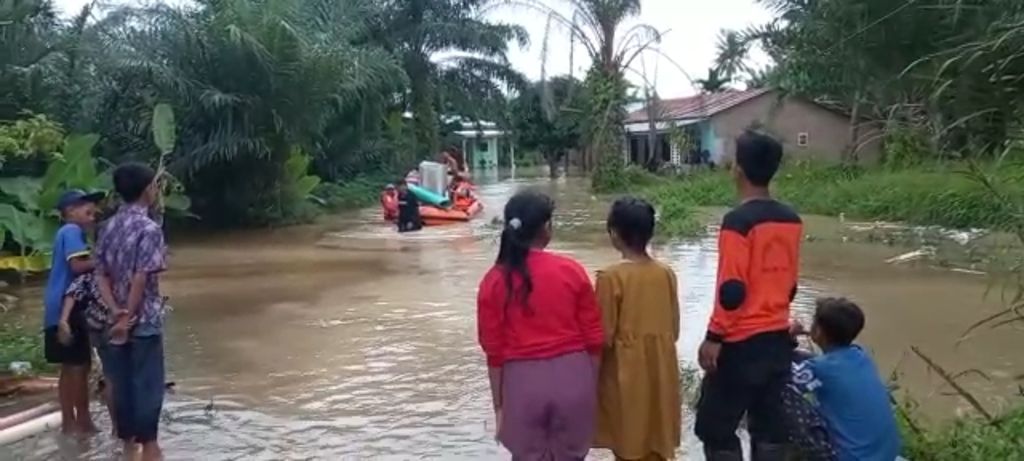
[95,163,167,461]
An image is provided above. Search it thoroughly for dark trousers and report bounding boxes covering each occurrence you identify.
[107,335,165,443]
[695,330,791,453]
[397,208,422,232]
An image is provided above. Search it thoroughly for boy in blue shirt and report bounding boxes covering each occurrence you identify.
[791,297,902,461]
[43,189,104,434]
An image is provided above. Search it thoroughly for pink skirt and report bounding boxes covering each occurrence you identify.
[499,351,597,461]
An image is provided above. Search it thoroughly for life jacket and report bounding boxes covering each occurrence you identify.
[450,180,476,210]
[381,190,398,221]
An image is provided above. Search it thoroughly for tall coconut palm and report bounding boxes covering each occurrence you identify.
[518,0,661,181]
[367,0,528,157]
[714,30,749,83]
[696,67,731,93]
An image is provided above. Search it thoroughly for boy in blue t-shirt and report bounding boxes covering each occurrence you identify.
[43,189,104,434]
[791,297,901,461]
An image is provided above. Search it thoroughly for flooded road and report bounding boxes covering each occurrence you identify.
[7,171,1024,460]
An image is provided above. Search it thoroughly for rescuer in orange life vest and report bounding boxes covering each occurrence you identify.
[380,184,398,221]
[695,130,803,461]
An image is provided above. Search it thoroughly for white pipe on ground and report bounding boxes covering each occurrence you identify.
[0,401,59,430]
[0,411,61,446]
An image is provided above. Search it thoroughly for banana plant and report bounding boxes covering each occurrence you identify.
[284,147,323,205]
[150,103,193,217]
[0,133,108,272]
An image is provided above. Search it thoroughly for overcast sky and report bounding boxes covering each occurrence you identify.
[53,0,772,99]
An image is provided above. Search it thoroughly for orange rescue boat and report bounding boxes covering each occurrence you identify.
[380,187,483,226]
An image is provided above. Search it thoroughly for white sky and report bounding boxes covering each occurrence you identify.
[54,0,772,98]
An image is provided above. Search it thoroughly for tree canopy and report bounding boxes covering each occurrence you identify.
[733,0,1024,161]
[0,0,526,225]
[510,76,584,177]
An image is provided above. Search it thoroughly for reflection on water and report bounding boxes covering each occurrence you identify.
[6,171,1020,460]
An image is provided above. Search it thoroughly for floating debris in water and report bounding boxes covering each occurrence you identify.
[7,361,31,376]
[949,267,986,276]
[885,247,937,265]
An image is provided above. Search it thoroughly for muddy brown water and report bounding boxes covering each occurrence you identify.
[6,170,1024,460]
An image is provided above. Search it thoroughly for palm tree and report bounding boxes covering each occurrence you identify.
[714,30,750,83]
[367,0,527,157]
[0,0,60,120]
[696,67,730,93]
[518,0,661,178]
[88,0,404,223]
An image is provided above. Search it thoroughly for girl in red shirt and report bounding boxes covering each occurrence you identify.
[477,190,603,460]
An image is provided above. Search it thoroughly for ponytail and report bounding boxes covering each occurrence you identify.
[496,225,532,308]
[495,191,555,310]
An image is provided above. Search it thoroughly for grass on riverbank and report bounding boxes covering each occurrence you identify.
[622,162,1024,235]
[0,309,50,376]
[314,175,390,211]
[900,405,1024,460]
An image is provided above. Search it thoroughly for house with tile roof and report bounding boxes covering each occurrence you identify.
[624,88,881,167]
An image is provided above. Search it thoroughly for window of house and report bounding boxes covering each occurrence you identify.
[477,140,489,152]
[797,132,809,147]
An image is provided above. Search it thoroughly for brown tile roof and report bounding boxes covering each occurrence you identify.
[625,88,772,123]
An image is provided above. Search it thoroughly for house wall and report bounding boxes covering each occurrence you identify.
[710,93,882,165]
[699,121,723,164]
[466,137,499,169]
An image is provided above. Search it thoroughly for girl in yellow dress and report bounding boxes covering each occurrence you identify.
[595,197,682,461]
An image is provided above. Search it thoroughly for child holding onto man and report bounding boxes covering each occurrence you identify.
[791,297,902,461]
[44,189,105,434]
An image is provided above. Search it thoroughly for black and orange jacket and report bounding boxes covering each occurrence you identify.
[706,199,802,344]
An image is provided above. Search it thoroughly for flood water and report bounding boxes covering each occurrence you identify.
[7,170,1024,460]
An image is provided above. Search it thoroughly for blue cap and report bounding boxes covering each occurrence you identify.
[56,189,105,211]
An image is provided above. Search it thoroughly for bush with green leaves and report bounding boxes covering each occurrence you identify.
[0,133,108,256]
[622,162,1024,231]
[0,114,63,169]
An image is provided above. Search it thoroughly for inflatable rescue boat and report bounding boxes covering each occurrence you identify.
[380,182,483,226]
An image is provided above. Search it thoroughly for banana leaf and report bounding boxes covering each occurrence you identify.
[0,177,42,211]
[152,103,176,156]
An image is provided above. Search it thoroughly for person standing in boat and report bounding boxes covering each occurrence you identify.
[477,190,603,460]
[440,147,469,180]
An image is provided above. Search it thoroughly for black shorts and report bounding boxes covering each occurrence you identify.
[44,304,92,365]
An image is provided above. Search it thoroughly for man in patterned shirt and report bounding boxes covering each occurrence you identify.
[95,162,168,461]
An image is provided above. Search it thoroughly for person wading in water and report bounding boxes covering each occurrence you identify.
[476,190,603,460]
[695,131,803,461]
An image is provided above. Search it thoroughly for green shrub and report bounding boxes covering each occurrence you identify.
[632,181,704,238]
[622,162,1024,231]
[313,175,389,211]
[0,309,52,374]
[900,406,1024,460]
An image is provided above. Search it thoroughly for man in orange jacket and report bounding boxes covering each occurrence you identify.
[695,131,802,461]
